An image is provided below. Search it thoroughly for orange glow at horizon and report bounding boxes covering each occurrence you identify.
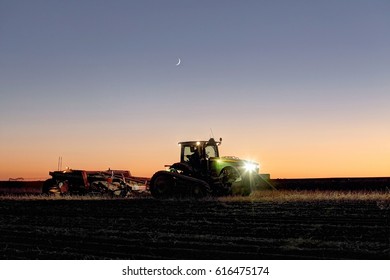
[1,121,389,180]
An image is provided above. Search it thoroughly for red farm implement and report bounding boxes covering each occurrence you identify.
[43,169,149,196]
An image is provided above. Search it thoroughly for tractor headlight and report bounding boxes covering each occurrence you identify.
[244,162,258,172]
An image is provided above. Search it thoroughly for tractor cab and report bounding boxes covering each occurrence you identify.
[179,138,221,164]
[173,138,222,177]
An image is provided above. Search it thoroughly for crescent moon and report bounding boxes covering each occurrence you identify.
[176,58,181,66]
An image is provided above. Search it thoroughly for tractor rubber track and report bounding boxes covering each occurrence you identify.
[150,171,211,198]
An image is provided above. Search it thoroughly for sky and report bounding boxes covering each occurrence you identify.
[0,0,389,180]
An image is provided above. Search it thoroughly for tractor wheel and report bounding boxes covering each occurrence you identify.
[219,166,240,195]
[150,172,175,198]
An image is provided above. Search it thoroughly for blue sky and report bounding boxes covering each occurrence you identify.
[0,0,389,178]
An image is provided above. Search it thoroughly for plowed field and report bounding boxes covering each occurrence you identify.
[0,198,389,259]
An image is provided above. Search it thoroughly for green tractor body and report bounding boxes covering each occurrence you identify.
[149,138,264,198]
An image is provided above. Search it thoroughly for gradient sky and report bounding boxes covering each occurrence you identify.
[1,0,389,180]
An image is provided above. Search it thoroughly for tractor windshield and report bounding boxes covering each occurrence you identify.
[183,146,197,162]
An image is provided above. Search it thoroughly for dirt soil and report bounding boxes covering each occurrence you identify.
[0,198,389,259]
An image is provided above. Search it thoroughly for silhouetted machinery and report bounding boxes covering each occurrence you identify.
[42,138,267,197]
[43,169,148,196]
[149,138,266,198]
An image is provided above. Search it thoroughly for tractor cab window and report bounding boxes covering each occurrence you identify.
[183,145,200,162]
[183,146,192,162]
[205,145,218,159]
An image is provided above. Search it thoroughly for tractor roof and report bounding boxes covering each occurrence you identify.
[178,138,221,146]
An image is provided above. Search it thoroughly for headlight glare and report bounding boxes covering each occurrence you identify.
[244,162,257,172]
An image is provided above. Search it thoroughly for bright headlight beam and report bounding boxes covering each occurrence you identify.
[244,162,257,172]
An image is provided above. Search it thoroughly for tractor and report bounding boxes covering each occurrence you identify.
[149,138,265,198]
